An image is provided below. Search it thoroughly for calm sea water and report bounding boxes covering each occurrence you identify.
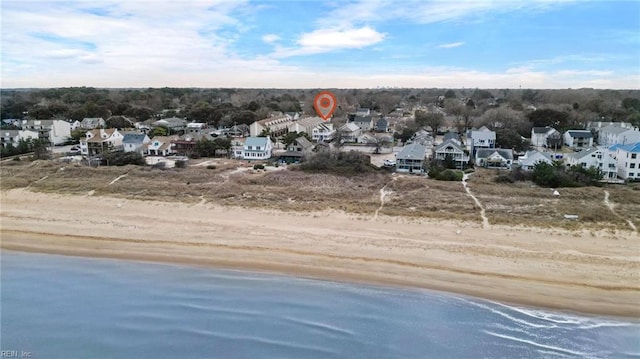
[1,251,638,359]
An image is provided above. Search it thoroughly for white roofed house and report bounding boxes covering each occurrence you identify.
[563,130,593,150]
[475,148,514,170]
[565,146,618,181]
[530,126,561,148]
[311,123,335,142]
[465,126,495,156]
[598,126,640,146]
[80,129,124,157]
[242,136,273,160]
[338,123,361,143]
[614,142,640,181]
[396,143,427,174]
[516,150,554,171]
[122,133,151,155]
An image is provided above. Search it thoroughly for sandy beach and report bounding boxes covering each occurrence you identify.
[1,188,638,318]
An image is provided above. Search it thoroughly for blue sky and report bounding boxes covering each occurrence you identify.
[1,0,638,88]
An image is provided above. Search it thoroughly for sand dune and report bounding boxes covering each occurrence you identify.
[1,188,638,317]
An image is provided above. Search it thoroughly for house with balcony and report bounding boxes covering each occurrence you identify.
[475,148,513,169]
[311,123,335,142]
[80,129,124,157]
[465,126,495,156]
[598,126,640,146]
[80,117,106,130]
[122,133,151,155]
[396,143,427,174]
[250,114,294,137]
[23,119,72,145]
[338,123,361,143]
[563,130,593,150]
[434,138,469,169]
[145,136,178,156]
[565,146,618,181]
[242,137,273,160]
[531,126,561,148]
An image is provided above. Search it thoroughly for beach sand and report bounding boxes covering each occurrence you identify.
[1,188,638,317]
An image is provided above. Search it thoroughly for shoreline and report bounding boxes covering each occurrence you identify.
[1,188,639,318]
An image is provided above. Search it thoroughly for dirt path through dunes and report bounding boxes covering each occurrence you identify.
[462,173,489,229]
[108,174,128,186]
[604,190,637,233]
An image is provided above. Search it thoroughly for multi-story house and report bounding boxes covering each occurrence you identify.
[565,146,618,181]
[466,126,495,157]
[80,129,124,157]
[614,142,640,180]
[563,130,594,150]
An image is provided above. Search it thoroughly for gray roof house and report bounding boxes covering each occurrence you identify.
[122,133,151,154]
[563,130,593,150]
[516,150,554,171]
[80,117,106,129]
[396,143,427,174]
[375,117,389,132]
[475,148,514,169]
[279,136,314,163]
[434,139,469,169]
[352,116,374,131]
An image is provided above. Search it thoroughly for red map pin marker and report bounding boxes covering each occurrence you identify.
[314,91,337,121]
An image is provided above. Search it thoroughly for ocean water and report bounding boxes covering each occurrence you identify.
[1,251,638,359]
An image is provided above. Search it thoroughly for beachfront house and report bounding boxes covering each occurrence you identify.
[475,148,514,169]
[122,133,151,155]
[279,137,314,164]
[466,126,495,156]
[311,123,335,142]
[565,146,618,181]
[614,142,640,180]
[80,128,124,157]
[531,126,561,148]
[396,143,427,174]
[338,123,361,143]
[242,136,273,160]
[434,138,469,169]
[145,136,178,156]
[516,150,554,171]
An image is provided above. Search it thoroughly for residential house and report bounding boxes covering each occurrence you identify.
[242,136,273,160]
[443,131,462,143]
[1,129,39,149]
[173,133,211,156]
[396,143,427,174]
[23,119,72,145]
[279,137,314,163]
[122,133,151,155]
[411,130,434,148]
[516,150,554,171]
[531,126,562,148]
[466,126,496,156]
[352,116,374,131]
[80,129,124,157]
[225,124,250,137]
[230,138,246,158]
[288,116,324,135]
[614,142,640,180]
[565,146,618,181]
[357,133,378,145]
[80,117,105,130]
[250,114,294,137]
[145,136,178,156]
[151,117,187,133]
[434,139,469,169]
[338,123,362,143]
[311,123,335,142]
[355,108,371,117]
[563,130,593,150]
[598,126,640,146]
[475,148,514,169]
[69,120,82,131]
[375,117,389,132]
[186,122,207,134]
[587,121,632,134]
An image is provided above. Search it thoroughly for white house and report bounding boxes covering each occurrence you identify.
[516,150,554,171]
[230,138,246,159]
[23,119,72,145]
[288,116,324,135]
[186,122,207,134]
[250,114,294,137]
[475,148,513,169]
[80,128,124,156]
[338,123,362,143]
[530,126,561,148]
[80,117,106,129]
[242,136,273,160]
[311,123,335,142]
[598,126,640,146]
[122,133,151,154]
[352,116,374,131]
[614,142,640,180]
[563,130,594,150]
[1,129,39,148]
[145,136,177,156]
[466,126,495,156]
[565,146,618,181]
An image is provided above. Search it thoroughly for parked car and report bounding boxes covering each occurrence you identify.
[383,159,396,167]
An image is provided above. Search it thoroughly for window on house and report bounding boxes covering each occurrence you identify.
[632,154,637,159]
[631,163,636,169]
[630,173,635,177]
[248,146,252,150]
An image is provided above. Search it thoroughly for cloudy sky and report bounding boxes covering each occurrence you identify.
[1,0,638,89]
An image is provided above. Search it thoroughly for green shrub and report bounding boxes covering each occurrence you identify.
[494,174,514,183]
[103,151,146,166]
[300,150,373,176]
[253,164,265,170]
[175,160,186,168]
[436,169,463,181]
[12,156,20,162]
[207,165,217,170]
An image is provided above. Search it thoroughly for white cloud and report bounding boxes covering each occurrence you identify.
[262,34,280,43]
[271,26,385,58]
[438,42,464,49]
